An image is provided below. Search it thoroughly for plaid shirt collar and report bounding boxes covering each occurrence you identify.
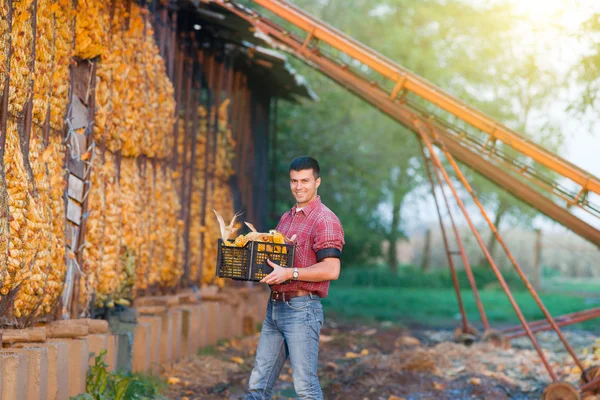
[291,195,321,217]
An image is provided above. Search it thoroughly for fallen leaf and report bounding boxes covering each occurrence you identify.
[364,328,377,336]
[469,377,481,385]
[325,361,338,371]
[388,396,405,400]
[230,356,245,365]
[345,352,361,359]
[395,336,421,347]
[280,373,292,382]
[433,381,446,390]
[167,377,181,385]
[320,334,334,343]
[360,349,369,356]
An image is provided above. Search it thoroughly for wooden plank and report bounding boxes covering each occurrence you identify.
[1,328,46,344]
[66,222,79,250]
[70,95,89,131]
[68,159,85,180]
[66,197,82,225]
[67,174,84,202]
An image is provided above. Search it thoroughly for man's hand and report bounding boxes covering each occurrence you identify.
[260,259,292,285]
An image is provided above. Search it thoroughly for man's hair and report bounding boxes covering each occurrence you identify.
[289,156,320,179]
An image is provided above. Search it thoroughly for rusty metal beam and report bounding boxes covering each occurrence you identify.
[222,2,600,247]
[239,7,600,246]
[252,0,600,198]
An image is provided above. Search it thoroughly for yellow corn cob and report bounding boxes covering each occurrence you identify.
[95,153,122,307]
[50,0,75,131]
[32,0,55,128]
[75,0,108,60]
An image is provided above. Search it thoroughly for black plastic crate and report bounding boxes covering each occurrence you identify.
[216,239,296,281]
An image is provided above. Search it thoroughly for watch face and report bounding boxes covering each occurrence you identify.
[293,271,299,279]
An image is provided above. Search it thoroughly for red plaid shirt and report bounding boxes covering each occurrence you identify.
[271,196,344,298]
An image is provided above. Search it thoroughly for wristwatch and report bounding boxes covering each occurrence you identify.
[292,267,299,280]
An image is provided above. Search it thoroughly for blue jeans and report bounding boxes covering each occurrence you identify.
[246,294,324,400]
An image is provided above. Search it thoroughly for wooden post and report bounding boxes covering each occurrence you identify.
[533,228,542,290]
[421,228,431,272]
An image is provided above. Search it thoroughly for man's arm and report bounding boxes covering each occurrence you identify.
[260,258,340,285]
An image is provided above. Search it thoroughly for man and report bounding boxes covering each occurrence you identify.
[246,156,345,400]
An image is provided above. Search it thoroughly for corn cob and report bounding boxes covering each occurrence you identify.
[95,153,122,307]
[32,0,55,128]
[8,0,34,115]
[50,0,75,132]
[0,1,11,96]
[75,0,108,60]
[159,168,184,288]
[38,135,67,315]
[81,147,105,312]
[13,131,53,318]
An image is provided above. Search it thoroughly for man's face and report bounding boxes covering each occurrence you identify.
[290,169,321,208]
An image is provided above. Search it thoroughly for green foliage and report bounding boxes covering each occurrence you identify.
[71,350,166,400]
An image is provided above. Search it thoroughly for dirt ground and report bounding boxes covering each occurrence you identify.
[162,319,599,399]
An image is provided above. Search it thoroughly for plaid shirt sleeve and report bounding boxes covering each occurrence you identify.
[312,213,345,260]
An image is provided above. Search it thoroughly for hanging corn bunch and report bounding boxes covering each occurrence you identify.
[35,135,67,315]
[12,129,53,319]
[134,158,152,294]
[75,0,108,60]
[95,153,122,308]
[32,0,56,128]
[8,0,34,115]
[189,110,208,283]
[139,159,158,289]
[50,0,75,132]
[95,3,174,159]
[117,157,142,303]
[0,1,9,93]
[158,167,184,288]
[200,100,237,286]
[0,1,10,297]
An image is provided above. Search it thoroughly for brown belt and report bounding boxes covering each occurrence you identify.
[270,290,316,302]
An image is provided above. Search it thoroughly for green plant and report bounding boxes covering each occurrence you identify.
[71,350,166,400]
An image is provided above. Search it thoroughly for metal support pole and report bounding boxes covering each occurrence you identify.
[436,127,589,379]
[419,132,558,381]
[420,141,469,333]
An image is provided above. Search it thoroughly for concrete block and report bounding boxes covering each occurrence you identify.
[170,309,182,362]
[0,351,29,400]
[115,332,134,374]
[175,306,194,357]
[1,347,48,400]
[219,303,232,341]
[105,334,117,373]
[189,304,202,353]
[138,316,161,375]
[159,310,173,364]
[49,337,88,398]
[206,301,219,347]
[13,342,68,400]
[132,322,151,373]
[88,334,109,366]
[198,302,210,350]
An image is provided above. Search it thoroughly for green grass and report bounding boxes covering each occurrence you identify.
[322,286,600,329]
[323,267,600,330]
